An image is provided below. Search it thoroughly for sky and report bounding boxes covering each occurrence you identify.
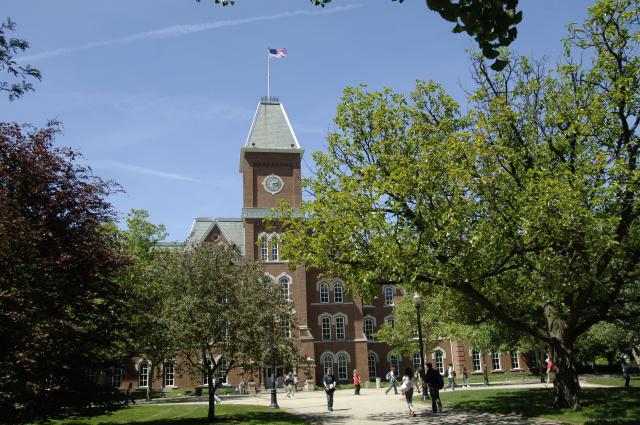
[2,0,591,241]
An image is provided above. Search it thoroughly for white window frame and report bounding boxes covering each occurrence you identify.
[320,283,329,303]
[335,316,345,340]
[434,351,444,374]
[390,353,401,374]
[280,276,290,301]
[472,350,482,372]
[217,358,228,384]
[163,361,174,387]
[337,354,348,380]
[492,350,502,371]
[271,237,279,261]
[139,361,149,388]
[260,234,269,261]
[511,351,520,369]
[111,367,123,388]
[412,353,421,371]
[333,282,343,303]
[321,316,331,340]
[322,354,334,376]
[368,352,378,381]
[383,286,394,306]
[364,318,375,341]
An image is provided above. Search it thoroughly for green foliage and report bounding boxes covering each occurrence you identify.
[0,18,41,100]
[278,0,640,409]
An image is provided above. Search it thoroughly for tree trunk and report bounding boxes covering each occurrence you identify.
[550,339,581,409]
[207,372,216,421]
[632,346,640,375]
[535,350,545,383]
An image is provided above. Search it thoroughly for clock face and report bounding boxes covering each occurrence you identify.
[263,174,284,194]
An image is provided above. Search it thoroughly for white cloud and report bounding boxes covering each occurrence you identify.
[91,159,201,182]
[18,4,362,62]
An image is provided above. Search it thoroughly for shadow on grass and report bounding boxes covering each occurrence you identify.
[444,387,639,425]
[62,411,307,425]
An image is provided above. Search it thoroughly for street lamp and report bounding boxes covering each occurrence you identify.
[412,292,426,399]
[269,317,279,409]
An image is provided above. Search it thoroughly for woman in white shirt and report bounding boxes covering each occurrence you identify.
[400,367,416,417]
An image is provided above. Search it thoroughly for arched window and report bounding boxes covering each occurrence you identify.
[320,283,329,303]
[271,237,279,261]
[412,353,422,371]
[390,353,400,373]
[434,351,444,374]
[364,318,375,341]
[472,350,482,371]
[322,354,333,375]
[384,315,395,328]
[333,282,343,303]
[321,316,331,340]
[139,361,149,388]
[280,276,290,300]
[163,361,174,387]
[335,316,345,340]
[337,354,348,380]
[260,234,269,261]
[262,275,273,287]
[368,353,378,381]
[111,367,123,388]
[383,286,394,306]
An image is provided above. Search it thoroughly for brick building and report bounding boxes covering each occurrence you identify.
[116,97,530,392]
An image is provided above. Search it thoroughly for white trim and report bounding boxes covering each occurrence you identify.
[383,314,394,324]
[368,350,379,362]
[363,314,377,327]
[278,103,301,148]
[387,351,403,362]
[383,285,395,306]
[431,347,447,360]
[333,312,349,325]
[336,350,351,363]
[319,351,336,363]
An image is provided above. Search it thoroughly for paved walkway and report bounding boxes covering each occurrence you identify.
[212,382,606,424]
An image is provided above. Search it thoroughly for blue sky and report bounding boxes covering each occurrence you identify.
[3,0,590,241]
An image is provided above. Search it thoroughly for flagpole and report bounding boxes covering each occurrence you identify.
[267,49,270,99]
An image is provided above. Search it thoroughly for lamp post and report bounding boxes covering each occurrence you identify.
[269,317,279,409]
[412,292,426,398]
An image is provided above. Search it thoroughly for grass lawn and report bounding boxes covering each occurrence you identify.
[431,386,640,424]
[582,375,639,387]
[49,404,308,425]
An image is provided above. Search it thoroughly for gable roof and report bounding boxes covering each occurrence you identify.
[187,217,245,256]
[240,97,303,171]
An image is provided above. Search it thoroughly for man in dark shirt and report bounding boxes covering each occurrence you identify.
[424,363,443,413]
[323,368,336,412]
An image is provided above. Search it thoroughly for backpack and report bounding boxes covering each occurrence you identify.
[437,373,444,390]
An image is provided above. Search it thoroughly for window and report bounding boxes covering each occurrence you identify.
[383,286,394,306]
[283,317,291,338]
[321,316,331,340]
[511,352,520,369]
[492,350,501,370]
[163,361,174,387]
[334,282,343,303]
[139,361,149,388]
[320,283,329,303]
[280,276,290,300]
[271,238,279,261]
[384,316,395,328]
[322,355,333,375]
[364,318,375,341]
[412,353,422,371]
[260,235,268,261]
[86,369,97,384]
[111,368,123,388]
[390,353,400,374]
[337,354,348,380]
[363,298,373,307]
[218,358,228,384]
[262,275,273,287]
[203,358,212,385]
[528,351,538,368]
[434,351,444,374]
[335,316,345,340]
[368,353,378,381]
[472,350,482,372]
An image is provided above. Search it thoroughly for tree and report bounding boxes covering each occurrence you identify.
[0,122,128,422]
[1,18,41,100]
[113,209,170,401]
[278,0,640,409]
[202,0,520,71]
[152,242,295,421]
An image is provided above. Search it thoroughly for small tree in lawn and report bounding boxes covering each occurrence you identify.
[154,242,294,421]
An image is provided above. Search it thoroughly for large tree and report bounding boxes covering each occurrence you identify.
[204,0,520,71]
[153,242,295,421]
[278,0,640,409]
[0,122,128,422]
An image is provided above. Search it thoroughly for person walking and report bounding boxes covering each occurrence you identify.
[545,356,554,387]
[323,368,336,412]
[353,369,361,395]
[400,367,416,417]
[424,363,443,414]
[285,371,295,398]
[444,363,456,390]
[385,366,398,395]
[622,361,631,388]
[461,366,470,388]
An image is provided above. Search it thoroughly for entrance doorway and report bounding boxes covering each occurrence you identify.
[265,365,285,388]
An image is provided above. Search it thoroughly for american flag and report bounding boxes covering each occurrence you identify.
[268,48,287,58]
